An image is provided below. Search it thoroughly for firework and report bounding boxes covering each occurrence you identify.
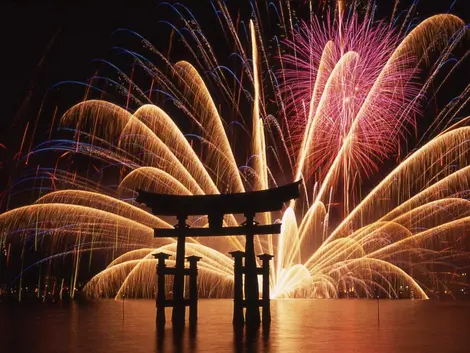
[1,1,469,300]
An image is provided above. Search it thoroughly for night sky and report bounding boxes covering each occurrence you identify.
[1,0,470,289]
[1,0,470,137]
[0,0,469,194]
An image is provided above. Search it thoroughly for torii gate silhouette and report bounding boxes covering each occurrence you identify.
[136,180,301,327]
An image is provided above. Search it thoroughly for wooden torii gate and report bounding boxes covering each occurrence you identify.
[136,180,301,327]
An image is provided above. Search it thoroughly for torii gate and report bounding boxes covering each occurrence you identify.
[136,180,301,326]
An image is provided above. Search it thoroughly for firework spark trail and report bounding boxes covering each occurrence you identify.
[1,1,470,300]
[284,12,417,179]
[326,127,470,242]
[306,15,466,253]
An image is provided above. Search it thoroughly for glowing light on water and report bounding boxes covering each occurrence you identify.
[1,1,470,300]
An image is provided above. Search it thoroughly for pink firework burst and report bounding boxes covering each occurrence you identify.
[281,11,420,180]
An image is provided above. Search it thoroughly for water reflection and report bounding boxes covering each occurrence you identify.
[232,321,270,353]
[155,322,198,353]
[1,299,469,353]
[155,319,269,353]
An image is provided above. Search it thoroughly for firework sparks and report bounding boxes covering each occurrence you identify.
[1,1,470,300]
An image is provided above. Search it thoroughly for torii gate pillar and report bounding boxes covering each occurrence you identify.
[244,213,261,326]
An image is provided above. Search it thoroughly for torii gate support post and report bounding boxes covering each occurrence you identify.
[172,215,188,325]
[229,250,245,325]
[187,255,202,325]
[153,252,171,327]
[244,213,261,326]
[257,254,274,324]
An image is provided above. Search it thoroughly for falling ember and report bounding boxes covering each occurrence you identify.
[1,1,470,300]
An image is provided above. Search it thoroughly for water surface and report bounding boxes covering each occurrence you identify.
[1,299,468,352]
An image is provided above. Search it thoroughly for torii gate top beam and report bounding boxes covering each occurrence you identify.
[136,180,301,220]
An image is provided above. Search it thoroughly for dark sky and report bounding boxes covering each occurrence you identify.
[1,0,469,130]
[0,3,167,132]
[1,0,470,289]
[1,1,469,129]
[0,0,469,186]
